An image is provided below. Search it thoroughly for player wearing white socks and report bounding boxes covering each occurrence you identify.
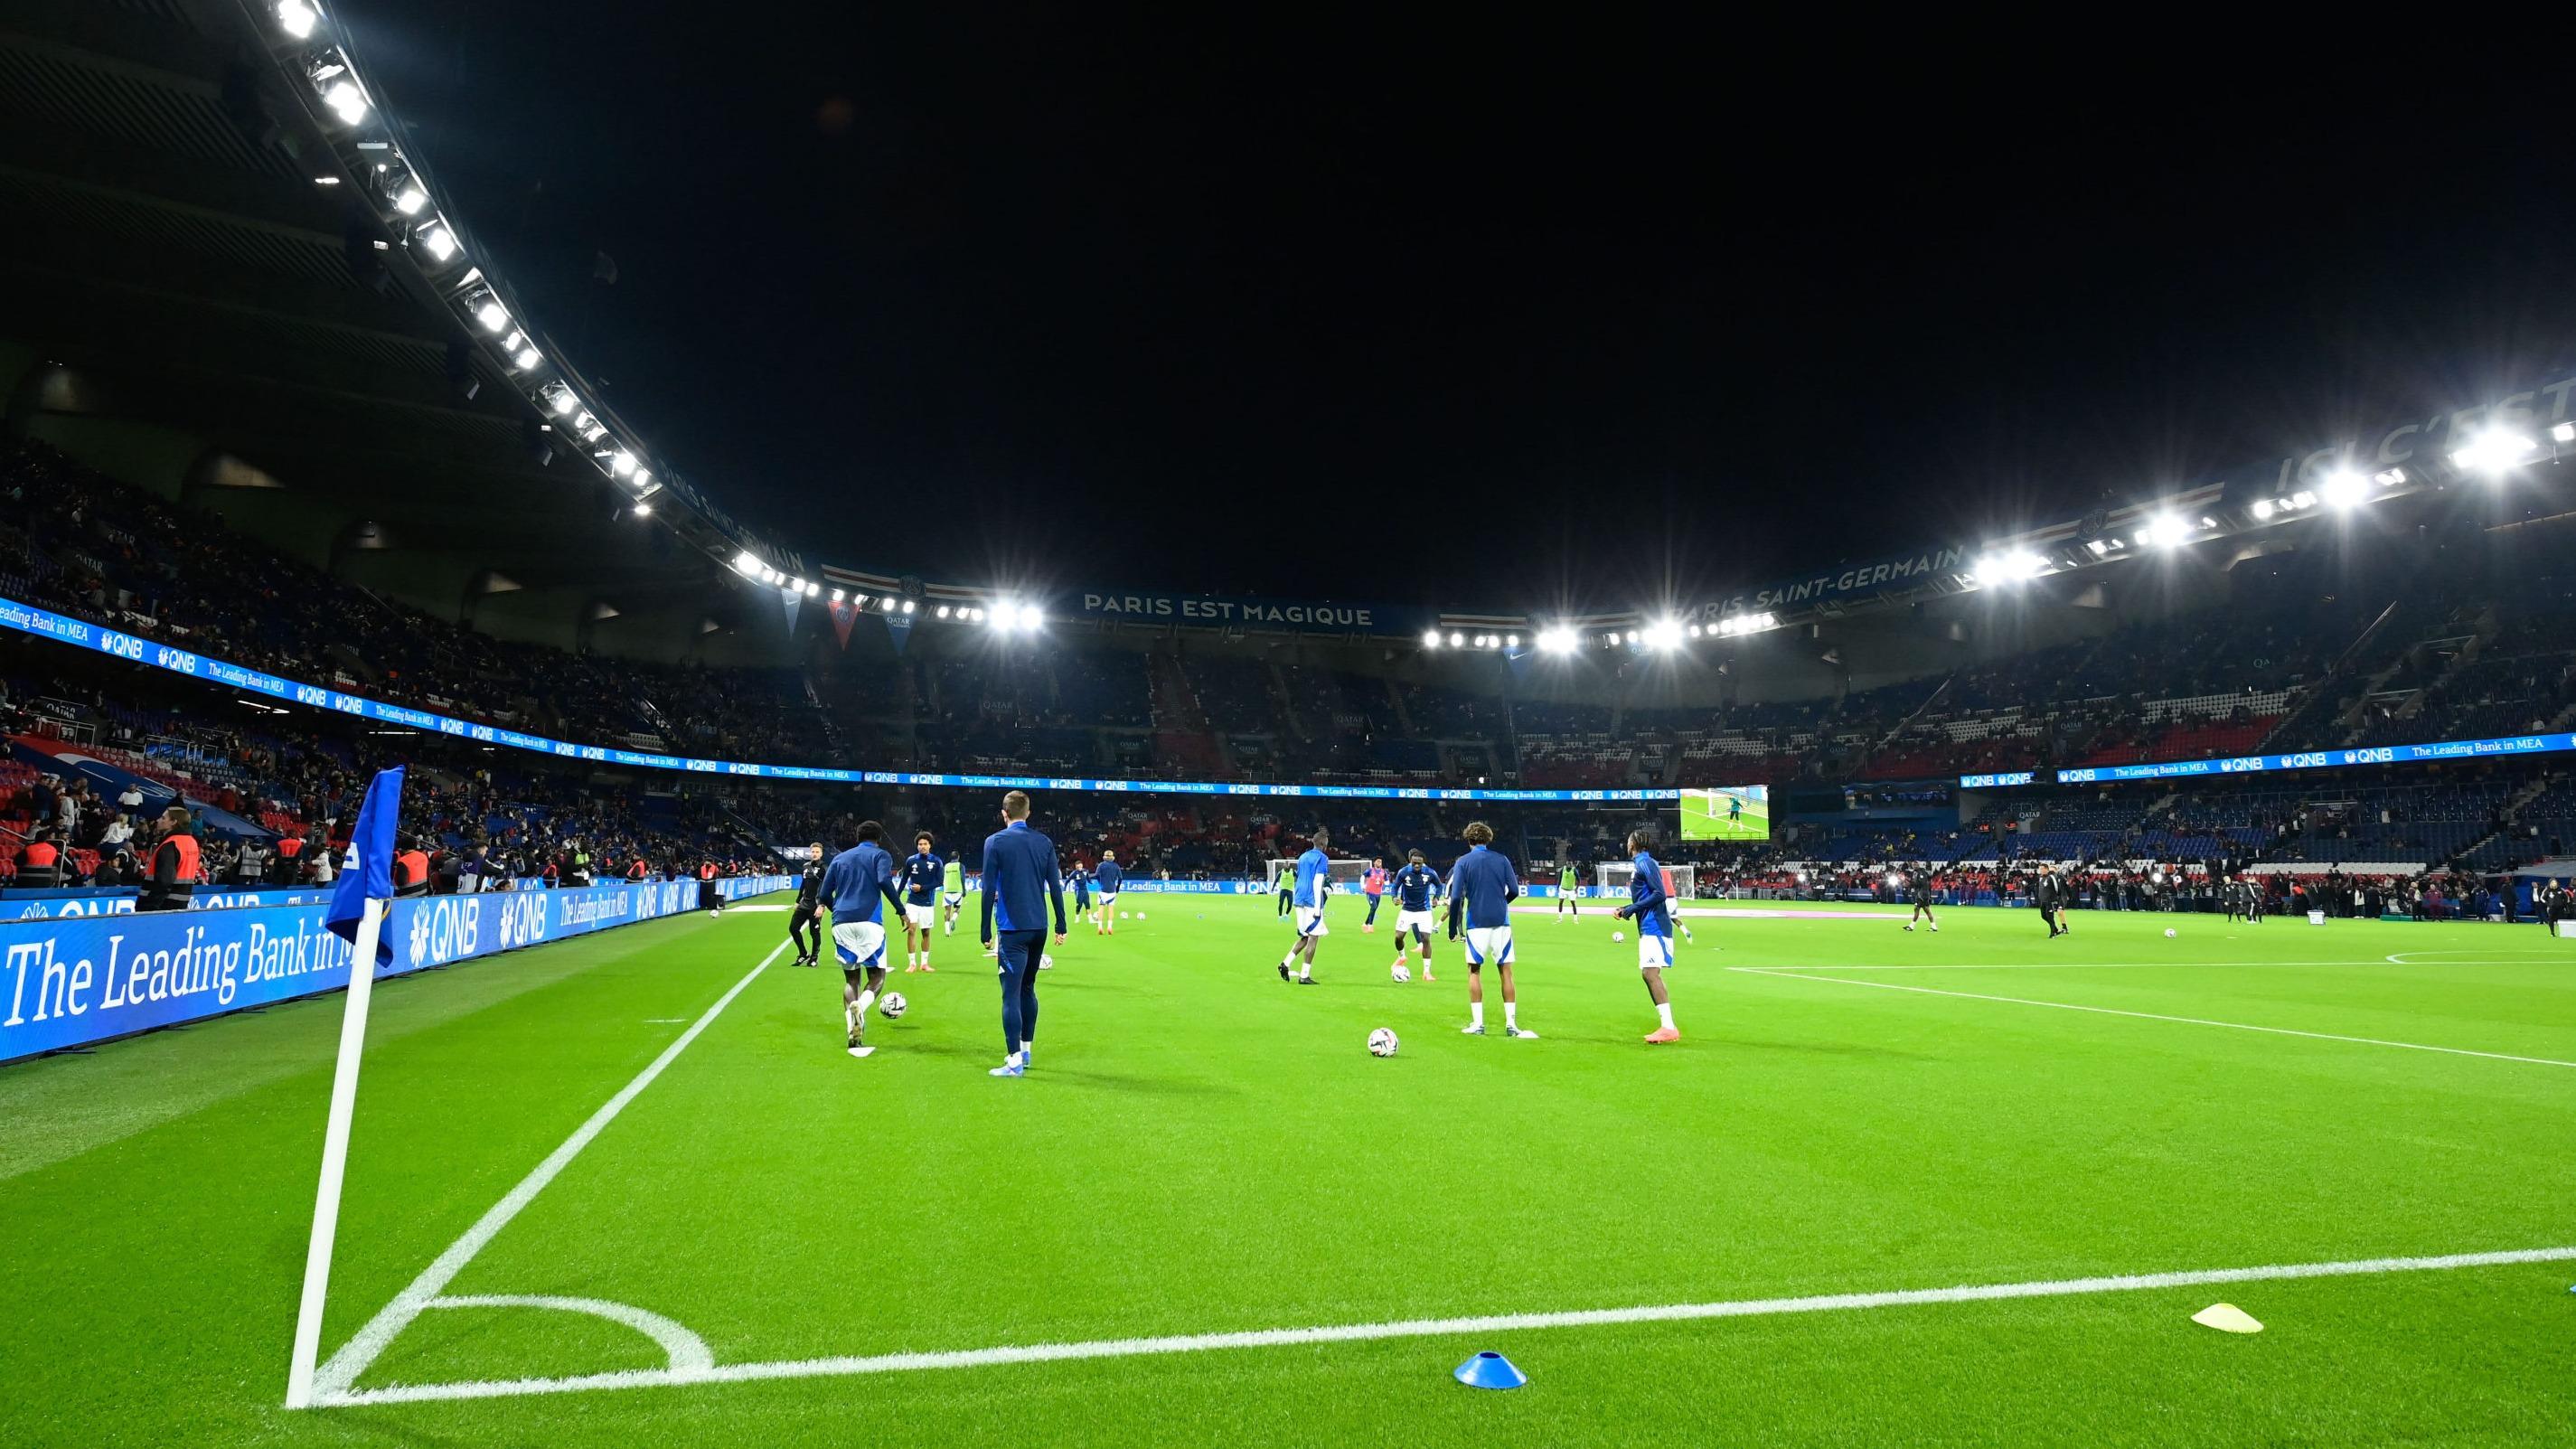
[1615,831,1682,1043]
[898,832,945,972]
[822,822,907,1058]
[1446,821,1531,1037]
[1387,848,1442,982]
[1093,849,1124,935]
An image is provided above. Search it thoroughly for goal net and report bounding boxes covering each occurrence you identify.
[1594,862,1697,900]
[1265,859,1377,892]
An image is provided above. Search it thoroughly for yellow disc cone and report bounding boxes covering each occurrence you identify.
[2191,1303,2263,1334]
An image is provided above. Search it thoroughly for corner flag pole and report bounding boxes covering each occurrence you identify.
[285,895,386,1408]
[285,764,404,1410]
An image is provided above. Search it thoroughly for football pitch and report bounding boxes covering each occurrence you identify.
[4,895,2573,1447]
[1680,788,1769,842]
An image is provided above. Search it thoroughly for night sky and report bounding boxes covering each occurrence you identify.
[342,9,2576,611]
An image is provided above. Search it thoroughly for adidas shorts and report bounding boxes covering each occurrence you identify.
[832,920,887,970]
[1463,925,1514,966]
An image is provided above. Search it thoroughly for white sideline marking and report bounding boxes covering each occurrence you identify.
[306,940,790,1403]
[313,1245,2576,1407]
[2385,950,2570,964]
[428,1295,714,1371]
[1780,960,2369,972]
[1731,967,2576,1068]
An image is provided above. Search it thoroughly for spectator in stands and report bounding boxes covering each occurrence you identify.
[17,828,66,889]
[98,811,135,857]
[116,781,143,815]
[140,806,199,912]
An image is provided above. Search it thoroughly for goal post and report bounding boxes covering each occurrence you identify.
[1595,861,1697,901]
[1265,859,1376,892]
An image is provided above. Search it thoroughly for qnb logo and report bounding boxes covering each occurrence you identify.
[154,645,200,673]
[407,899,482,967]
[494,892,548,948]
[2340,748,2394,766]
[100,630,147,662]
[2282,752,2333,770]
[295,684,330,707]
[330,692,367,714]
[2219,757,2266,774]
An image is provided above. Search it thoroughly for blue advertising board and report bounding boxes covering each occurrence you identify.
[0,594,1671,804]
[1960,732,2576,789]
[0,875,790,1064]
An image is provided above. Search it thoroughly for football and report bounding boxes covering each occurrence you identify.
[879,992,907,1020]
[1134,912,1146,920]
[1612,931,1625,943]
[1367,1028,1399,1058]
[1391,964,1411,983]
[2164,928,2177,938]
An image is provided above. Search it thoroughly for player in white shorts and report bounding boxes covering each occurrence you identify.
[1612,831,1682,1043]
[1276,829,1331,985]
[1386,848,1443,982]
[898,832,945,973]
[1445,820,1532,1036]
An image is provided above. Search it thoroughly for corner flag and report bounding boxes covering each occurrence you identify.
[324,766,403,965]
[289,764,403,1409]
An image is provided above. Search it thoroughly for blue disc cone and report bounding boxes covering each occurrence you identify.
[1453,1350,1528,1389]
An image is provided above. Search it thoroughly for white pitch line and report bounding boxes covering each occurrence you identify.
[1730,967,2576,1068]
[306,939,790,1404]
[1772,959,2374,972]
[314,1244,2576,1407]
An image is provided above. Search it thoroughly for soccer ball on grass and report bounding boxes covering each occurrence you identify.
[1611,931,1625,943]
[2164,927,2177,939]
[1391,964,1411,983]
[1368,1028,1400,1058]
[879,992,907,1020]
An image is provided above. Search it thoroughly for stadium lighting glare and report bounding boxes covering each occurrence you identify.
[608,451,636,476]
[2289,490,2316,511]
[803,580,820,597]
[276,1,319,40]
[902,599,917,614]
[2449,428,2537,475]
[1505,634,1519,648]
[733,550,758,573]
[391,182,427,216]
[1536,627,1575,654]
[2555,422,2576,444]
[474,299,509,333]
[830,588,844,602]
[936,605,952,618]
[548,389,577,417]
[1623,630,1639,645]
[1449,632,1465,646]
[2319,468,2368,509]
[851,594,867,608]
[630,502,650,516]
[2374,466,2406,486]
[322,80,369,127]
[1421,628,1441,648]
[2250,498,2275,521]
[1970,548,2048,586]
[417,223,457,262]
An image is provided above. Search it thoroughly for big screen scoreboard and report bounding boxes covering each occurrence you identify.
[1679,785,1770,841]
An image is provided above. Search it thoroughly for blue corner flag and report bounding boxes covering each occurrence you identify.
[325,766,405,965]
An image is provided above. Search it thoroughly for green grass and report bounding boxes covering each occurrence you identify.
[4,894,2574,1446]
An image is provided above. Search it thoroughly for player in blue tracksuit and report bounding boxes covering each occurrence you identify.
[1385,848,1443,983]
[1277,828,1332,984]
[1612,832,1682,1044]
[1092,850,1125,935]
[1069,862,1091,919]
[1445,821,1531,1036]
[979,790,1067,1077]
[822,821,907,1058]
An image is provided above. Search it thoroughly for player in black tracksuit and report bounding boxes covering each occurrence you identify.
[1904,871,1938,932]
[2035,868,2065,937]
[790,845,826,966]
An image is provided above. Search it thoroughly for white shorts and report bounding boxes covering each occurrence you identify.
[1293,905,1330,937]
[944,890,963,908]
[1395,908,1436,934]
[1095,893,1117,912]
[1636,931,1676,970]
[904,902,936,928]
[832,920,888,969]
[1463,925,1514,966]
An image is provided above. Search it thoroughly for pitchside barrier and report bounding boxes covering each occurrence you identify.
[0,874,792,1064]
[5,877,629,921]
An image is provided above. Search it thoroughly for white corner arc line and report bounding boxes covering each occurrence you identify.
[312,1245,2576,1407]
[306,940,789,1403]
[1729,966,2576,1068]
[427,1295,713,1371]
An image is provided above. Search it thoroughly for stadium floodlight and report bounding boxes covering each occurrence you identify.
[417,223,457,262]
[547,388,577,417]
[276,0,319,40]
[830,588,844,602]
[631,466,653,488]
[512,343,541,372]
[1536,627,1575,654]
[322,79,369,127]
[2289,490,2316,511]
[850,594,867,608]
[2555,422,2576,444]
[474,298,509,333]
[936,605,952,618]
[804,580,820,597]
[1449,632,1464,646]
[2319,467,2368,509]
[1505,634,1519,648]
[391,182,426,216]
[2449,428,2537,474]
[1623,629,1639,645]
[2250,498,2275,521]
[1421,628,1441,648]
[903,599,917,614]
[733,549,759,573]
[2374,466,2406,486]
[631,502,651,516]
[608,451,636,476]
[1970,548,2048,586]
